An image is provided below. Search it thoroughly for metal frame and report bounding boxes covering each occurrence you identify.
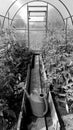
[8,11,10,27]
[8,0,66,49]
[64,16,73,46]
[64,15,73,20]
[2,0,18,28]
[15,29,46,31]
[65,18,68,45]
[10,2,65,26]
[28,21,46,22]
[0,14,12,20]
[2,0,73,28]
[27,3,48,48]
[46,4,48,35]
[59,0,73,24]
[1,0,73,49]
[27,4,30,48]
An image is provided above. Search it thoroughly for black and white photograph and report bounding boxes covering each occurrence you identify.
[0,0,73,130]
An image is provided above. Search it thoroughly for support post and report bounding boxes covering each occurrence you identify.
[8,11,10,27]
[27,4,30,49]
[44,4,48,37]
[65,18,68,47]
[45,4,48,37]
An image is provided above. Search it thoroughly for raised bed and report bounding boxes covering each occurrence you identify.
[40,55,60,130]
[42,44,73,130]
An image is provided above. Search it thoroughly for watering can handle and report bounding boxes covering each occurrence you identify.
[34,96,48,117]
[42,97,48,116]
[33,95,48,117]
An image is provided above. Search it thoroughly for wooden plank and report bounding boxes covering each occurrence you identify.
[28,117,46,130]
[16,82,27,130]
[29,55,45,130]
[30,55,41,93]
[40,55,60,130]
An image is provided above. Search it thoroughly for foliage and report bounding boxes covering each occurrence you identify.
[0,27,32,129]
[42,20,73,113]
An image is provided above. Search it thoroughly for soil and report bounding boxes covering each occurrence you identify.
[62,114,73,130]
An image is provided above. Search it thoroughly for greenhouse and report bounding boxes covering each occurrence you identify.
[0,0,73,130]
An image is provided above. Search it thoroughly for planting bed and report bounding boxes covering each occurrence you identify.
[21,55,53,130]
[0,29,33,130]
[42,42,73,129]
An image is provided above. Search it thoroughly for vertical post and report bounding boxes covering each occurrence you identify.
[27,4,30,49]
[45,4,48,37]
[45,8,47,37]
[45,11,47,36]
[65,18,68,47]
[47,4,48,30]
[8,11,10,27]
[46,4,48,36]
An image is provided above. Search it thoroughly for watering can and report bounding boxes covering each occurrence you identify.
[24,89,48,117]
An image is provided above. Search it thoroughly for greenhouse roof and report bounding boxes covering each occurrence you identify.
[0,0,73,27]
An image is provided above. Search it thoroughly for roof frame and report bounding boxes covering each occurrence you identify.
[2,0,73,28]
[10,0,65,26]
[2,0,18,28]
[59,0,73,24]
